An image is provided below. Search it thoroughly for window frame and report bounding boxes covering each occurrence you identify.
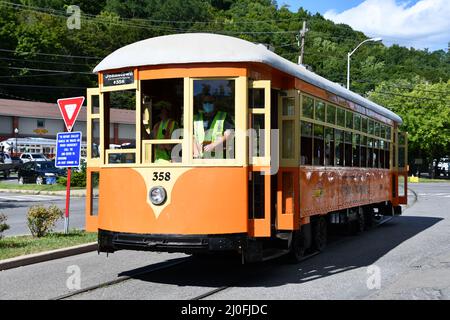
[298,93,393,169]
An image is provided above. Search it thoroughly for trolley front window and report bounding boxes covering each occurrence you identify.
[141,78,184,164]
[192,79,236,160]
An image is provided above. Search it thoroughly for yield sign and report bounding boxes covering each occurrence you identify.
[57,96,85,132]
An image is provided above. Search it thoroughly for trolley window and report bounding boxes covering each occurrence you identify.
[361,135,367,167]
[300,121,312,165]
[315,101,326,122]
[248,88,265,109]
[335,129,344,166]
[325,127,334,166]
[313,124,324,166]
[104,89,137,164]
[337,108,346,127]
[353,133,360,167]
[192,79,235,160]
[302,96,314,119]
[141,78,184,164]
[326,104,336,124]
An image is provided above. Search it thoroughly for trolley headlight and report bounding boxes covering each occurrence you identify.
[149,186,167,205]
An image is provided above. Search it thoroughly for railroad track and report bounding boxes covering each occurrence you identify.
[189,210,414,301]
[51,257,191,300]
[51,209,412,300]
[189,251,321,300]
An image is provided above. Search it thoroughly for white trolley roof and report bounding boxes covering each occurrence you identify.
[94,33,402,124]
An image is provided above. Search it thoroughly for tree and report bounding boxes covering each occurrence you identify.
[368,78,450,176]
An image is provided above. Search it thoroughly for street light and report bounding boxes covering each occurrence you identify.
[347,37,382,90]
[14,128,18,156]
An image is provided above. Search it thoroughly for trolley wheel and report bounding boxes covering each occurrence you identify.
[313,216,327,252]
[394,205,402,215]
[288,230,306,263]
[36,176,43,185]
[383,202,394,216]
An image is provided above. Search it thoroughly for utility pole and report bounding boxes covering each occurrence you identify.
[297,21,308,65]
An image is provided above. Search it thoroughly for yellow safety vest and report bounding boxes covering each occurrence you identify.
[193,111,227,144]
[155,119,176,161]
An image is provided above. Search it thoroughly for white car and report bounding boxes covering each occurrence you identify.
[20,153,47,163]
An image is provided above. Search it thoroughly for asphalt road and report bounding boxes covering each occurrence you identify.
[0,192,86,236]
[1,182,449,300]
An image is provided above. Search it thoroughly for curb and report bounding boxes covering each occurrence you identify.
[0,242,97,271]
[0,188,92,197]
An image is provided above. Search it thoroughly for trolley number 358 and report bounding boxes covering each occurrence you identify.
[152,172,171,181]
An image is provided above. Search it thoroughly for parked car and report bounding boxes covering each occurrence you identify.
[18,161,66,185]
[20,153,47,163]
[0,152,16,178]
[10,156,23,172]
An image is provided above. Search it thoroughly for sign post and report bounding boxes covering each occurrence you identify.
[56,96,84,234]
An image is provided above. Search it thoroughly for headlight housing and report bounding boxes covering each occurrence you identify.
[149,186,167,205]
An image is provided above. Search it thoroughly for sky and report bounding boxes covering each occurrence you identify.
[280,0,449,51]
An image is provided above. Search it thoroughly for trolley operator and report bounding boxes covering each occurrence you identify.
[151,101,178,162]
[193,94,234,159]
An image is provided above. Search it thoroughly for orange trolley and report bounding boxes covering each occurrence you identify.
[85,33,408,262]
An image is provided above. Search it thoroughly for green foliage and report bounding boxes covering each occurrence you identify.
[71,170,86,187]
[27,205,64,238]
[57,161,86,187]
[368,78,450,166]
[0,0,449,101]
[0,213,10,239]
[57,176,67,186]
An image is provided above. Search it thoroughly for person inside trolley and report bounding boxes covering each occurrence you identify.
[151,100,178,162]
[193,93,234,159]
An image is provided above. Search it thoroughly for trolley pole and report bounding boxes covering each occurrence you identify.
[64,167,71,234]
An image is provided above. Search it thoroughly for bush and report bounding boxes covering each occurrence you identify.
[0,213,9,239]
[57,162,86,188]
[71,170,86,187]
[57,176,67,186]
[27,205,63,238]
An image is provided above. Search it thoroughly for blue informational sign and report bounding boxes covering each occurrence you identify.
[55,131,82,168]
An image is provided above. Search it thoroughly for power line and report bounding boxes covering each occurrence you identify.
[0,48,102,60]
[0,90,37,101]
[0,66,93,75]
[0,1,306,25]
[0,56,94,67]
[0,72,89,79]
[1,1,300,35]
[0,83,85,89]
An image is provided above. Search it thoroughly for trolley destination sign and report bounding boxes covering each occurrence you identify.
[103,70,134,86]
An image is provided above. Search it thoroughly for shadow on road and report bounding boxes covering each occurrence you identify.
[118,215,442,288]
[0,202,32,210]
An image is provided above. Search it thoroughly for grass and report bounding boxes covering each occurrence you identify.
[0,230,97,260]
[0,181,84,191]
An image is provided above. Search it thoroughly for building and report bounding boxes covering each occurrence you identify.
[0,98,135,144]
